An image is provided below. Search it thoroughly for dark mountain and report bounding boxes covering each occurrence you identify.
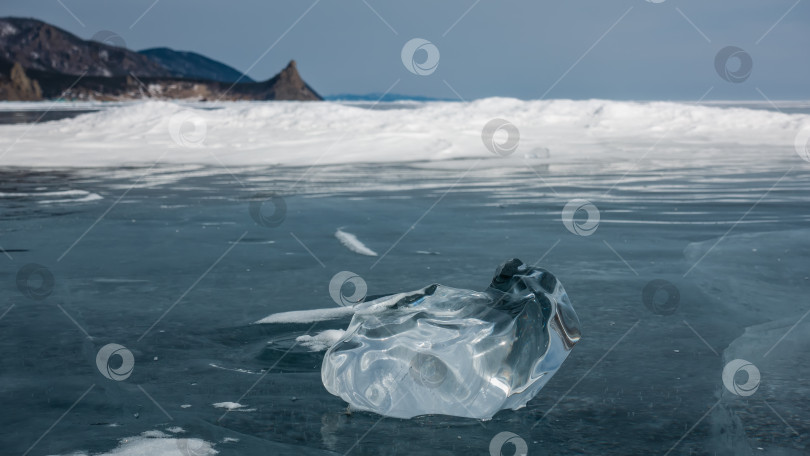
[0,57,321,101]
[139,47,254,83]
[0,17,171,77]
[0,17,321,101]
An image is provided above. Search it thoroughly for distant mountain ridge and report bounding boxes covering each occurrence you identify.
[0,56,321,101]
[0,17,320,101]
[139,47,254,83]
[0,17,171,78]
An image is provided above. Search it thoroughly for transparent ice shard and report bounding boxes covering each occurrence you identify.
[321,259,581,419]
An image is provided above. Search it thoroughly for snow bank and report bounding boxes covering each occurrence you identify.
[1,98,806,168]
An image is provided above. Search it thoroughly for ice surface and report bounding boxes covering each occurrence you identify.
[321,258,581,419]
[684,229,810,321]
[7,161,806,454]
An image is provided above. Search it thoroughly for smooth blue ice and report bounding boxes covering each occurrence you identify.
[321,259,582,419]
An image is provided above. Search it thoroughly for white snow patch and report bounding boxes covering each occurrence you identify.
[211,402,244,410]
[39,193,103,204]
[208,363,261,375]
[0,21,18,37]
[211,402,255,412]
[52,434,218,455]
[165,427,184,434]
[296,329,346,351]
[254,306,355,324]
[335,229,378,256]
[0,189,99,197]
[0,189,103,205]
[354,293,410,315]
[255,294,406,325]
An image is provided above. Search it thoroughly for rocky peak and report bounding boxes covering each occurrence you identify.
[275,60,302,85]
[257,60,321,100]
[0,61,43,100]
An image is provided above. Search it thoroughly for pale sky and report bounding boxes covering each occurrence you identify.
[1,0,808,100]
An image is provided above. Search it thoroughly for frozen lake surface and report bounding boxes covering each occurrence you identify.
[1,100,809,455]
